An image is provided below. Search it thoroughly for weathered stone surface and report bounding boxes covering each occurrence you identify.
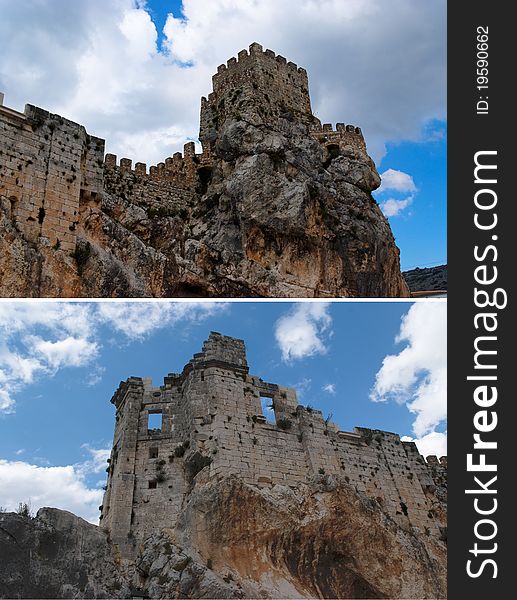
[0,508,129,599]
[0,45,409,298]
[0,476,446,599]
[177,476,447,599]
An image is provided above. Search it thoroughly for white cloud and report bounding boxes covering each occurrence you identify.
[378,169,417,194]
[78,444,111,477]
[0,446,110,523]
[370,303,446,451]
[30,336,98,370]
[96,302,226,339]
[380,195,414,217]
[0,0,446,164]
[275,303,332,362]
[0,302,227,413]
[401,431,447,458]
[322,383,336,394]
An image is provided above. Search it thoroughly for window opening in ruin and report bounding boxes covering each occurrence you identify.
[148,481,157,489]
[149,447,158,459]
[260,396,276,424]
[147,412,162,432]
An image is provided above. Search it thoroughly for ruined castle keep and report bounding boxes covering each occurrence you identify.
[101,332,446,554]
[0,44,409,297]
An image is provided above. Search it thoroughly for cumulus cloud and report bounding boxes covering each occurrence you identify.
[0,302,226,413]
[401,431,447,458]
[0,448,107,523]
[380,195,414,217]
[0,0,445,164]
[370,302,446,452]
[378,169,417,194]
[275,303,332,362]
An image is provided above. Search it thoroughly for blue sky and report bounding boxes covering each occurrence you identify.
[0,300,446,521]
[0,0,446,271]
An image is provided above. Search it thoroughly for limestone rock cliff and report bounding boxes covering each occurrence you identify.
[0,44,409,298]
[0,476,446,599]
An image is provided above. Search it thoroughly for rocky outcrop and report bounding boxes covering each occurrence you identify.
[403,264,447,293]
[0,475,446,599]
[0,117,408,298]
[0,44,409,298]
[0,508,128,598]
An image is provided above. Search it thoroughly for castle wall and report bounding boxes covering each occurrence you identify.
[101,333,447,555]
[0,97,104,252]
[2,44,374,255]
[102,143,210,216]
[310,122,367,156]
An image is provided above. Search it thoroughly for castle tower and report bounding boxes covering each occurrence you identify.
[199,42,368,159]
[199,42,315,151]
[101,333,446,556]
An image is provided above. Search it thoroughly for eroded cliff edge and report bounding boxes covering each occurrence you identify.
[0,44,409,298]
[0,475,446,599]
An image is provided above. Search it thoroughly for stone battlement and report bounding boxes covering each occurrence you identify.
[210,42,309,93]
[310,121,367,155]
[200,43,314,149]
[104,141,211,178]
[101,333,447,555]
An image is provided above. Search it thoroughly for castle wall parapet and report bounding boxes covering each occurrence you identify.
[310,121,367,155]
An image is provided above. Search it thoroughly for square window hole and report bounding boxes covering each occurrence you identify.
[148,412,162,432]
[260,396,276,424]
[149,447,158,459]
[148,480,157,489]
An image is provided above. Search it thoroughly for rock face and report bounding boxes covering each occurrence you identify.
[403,264,447,293]
[0,508,128,599]
[0,476,446,599]
[0,44,409,298]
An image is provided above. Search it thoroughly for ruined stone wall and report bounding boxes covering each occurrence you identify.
[0,95,104,252]
[101,333,446,553]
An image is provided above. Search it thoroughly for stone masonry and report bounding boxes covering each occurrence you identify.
[0,92,104,253]
[1,43,369,257]
[101,332,446,556]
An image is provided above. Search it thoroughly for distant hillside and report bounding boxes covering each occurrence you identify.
[403,264,447,292]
